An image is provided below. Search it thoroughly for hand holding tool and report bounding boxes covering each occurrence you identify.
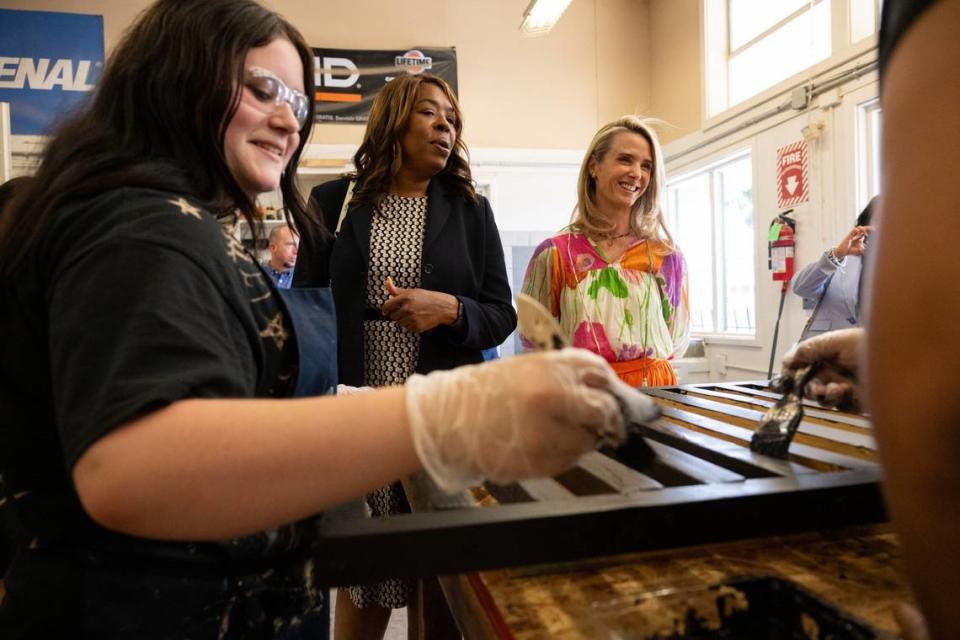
[516,294,661,466]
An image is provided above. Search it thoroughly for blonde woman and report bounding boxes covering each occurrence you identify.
[521,116,690,387]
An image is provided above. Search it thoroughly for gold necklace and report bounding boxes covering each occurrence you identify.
[601,230,633,244]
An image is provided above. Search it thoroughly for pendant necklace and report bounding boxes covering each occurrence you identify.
[604,230,633,242]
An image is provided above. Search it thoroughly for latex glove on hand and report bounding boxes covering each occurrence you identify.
[781,327,864,410]
[405,348,625,493]
[336,384,373,395]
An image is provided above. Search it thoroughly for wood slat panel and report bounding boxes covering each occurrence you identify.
[680,387,871,429]
[312,467,885,587]
[311,379,885,589]
[710,382,860,415]
[518,477,576,501]
[647,389,876,451]
[657,406,873,470]
[636,419,812,477]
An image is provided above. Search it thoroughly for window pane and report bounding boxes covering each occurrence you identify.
[850,0,878,42]
[729,0,831,106]
[716,156,755,334]
[869,106,882,197]
[729,0,810,50]
[669,175,715,333]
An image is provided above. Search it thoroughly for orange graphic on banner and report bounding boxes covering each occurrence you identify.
[315,92,361,103]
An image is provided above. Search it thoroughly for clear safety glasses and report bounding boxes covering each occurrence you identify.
[244,66,310,129]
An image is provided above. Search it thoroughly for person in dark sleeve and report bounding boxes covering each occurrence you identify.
[294,73,517,640]
[0,1,632,637]
[781,1,959,638]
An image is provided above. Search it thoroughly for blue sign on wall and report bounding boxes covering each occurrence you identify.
[0,9,104,135]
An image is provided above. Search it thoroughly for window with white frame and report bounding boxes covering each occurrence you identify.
[705,0,880,118]
[668,152,755,335]
[857,98,882,206]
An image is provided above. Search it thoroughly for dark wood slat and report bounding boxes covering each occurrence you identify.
[482,482,533,504]
[657,406,873,470]
[552,465,618,496]
[647,389,875,451]
[709,382,826,406]
[679,387,871,429]
[518,477,576,501]
[600,446,705,487]
[576,451,663,493]
[645,440,745,484]
[636,419,812,477]
[312,467,886,587]
[705,383,871,427]
[707,381,845,410]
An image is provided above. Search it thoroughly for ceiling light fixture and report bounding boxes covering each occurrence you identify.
[519,0,574,36]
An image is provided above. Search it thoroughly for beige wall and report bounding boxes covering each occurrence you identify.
[1,0,654,149]
[649,0,702,144]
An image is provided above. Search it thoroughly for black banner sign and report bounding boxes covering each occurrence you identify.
[311,47,458,124]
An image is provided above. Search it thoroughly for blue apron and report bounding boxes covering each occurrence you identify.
[277,286,338,397]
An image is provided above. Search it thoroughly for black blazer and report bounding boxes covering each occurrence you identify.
[294,177,517,386]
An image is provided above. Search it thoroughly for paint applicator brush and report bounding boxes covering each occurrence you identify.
[750,363,821,459]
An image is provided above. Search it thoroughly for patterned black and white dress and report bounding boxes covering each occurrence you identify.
[347,193,427,609]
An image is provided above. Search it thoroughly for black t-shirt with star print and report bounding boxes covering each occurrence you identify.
[0,188,329,637]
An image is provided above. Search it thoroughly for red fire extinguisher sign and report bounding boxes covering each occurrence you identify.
[776,140,808,209]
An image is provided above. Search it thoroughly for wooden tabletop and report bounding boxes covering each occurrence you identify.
[438,525,910,638]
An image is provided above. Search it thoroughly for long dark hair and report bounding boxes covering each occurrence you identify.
[349,74,476,208]
[0,0,316,276]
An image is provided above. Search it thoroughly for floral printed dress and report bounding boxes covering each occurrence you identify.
[521,228,690,387]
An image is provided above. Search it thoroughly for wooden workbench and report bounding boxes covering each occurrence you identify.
[437,526,908,638]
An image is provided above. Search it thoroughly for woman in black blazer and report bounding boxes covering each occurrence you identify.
[294,73,515,639]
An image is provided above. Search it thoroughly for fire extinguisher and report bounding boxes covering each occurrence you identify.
[768,211,796,287]
[767,210,796,379]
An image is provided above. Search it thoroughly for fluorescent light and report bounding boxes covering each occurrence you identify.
[519,0,574,36]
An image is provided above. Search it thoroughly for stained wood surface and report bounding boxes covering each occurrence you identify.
[456,527,910,639]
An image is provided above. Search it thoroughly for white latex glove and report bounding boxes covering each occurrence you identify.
[336,384,373,395]
[405,348,625,493]
[782,327,864,410]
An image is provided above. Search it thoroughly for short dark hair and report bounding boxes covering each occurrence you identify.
[349,74,476,208]
[0,0,317,275]
[857,197,877,227]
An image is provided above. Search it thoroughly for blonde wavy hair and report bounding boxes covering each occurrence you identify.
[572,115,675,249]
